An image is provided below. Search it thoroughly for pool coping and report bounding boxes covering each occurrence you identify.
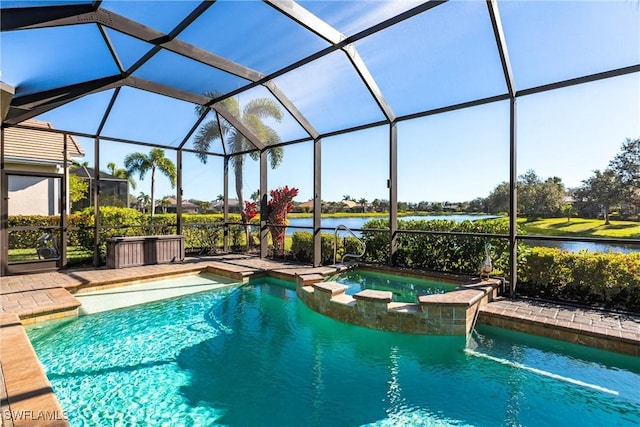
[297,268,502,335]
[0,255,638,425]
[0,313,68,427]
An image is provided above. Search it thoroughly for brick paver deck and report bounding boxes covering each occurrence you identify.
[1,255,638,425]
[479,298,640,355]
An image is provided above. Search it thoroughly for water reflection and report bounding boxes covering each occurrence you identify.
[526,240,637,254]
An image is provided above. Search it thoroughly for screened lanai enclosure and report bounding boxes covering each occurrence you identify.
[1,1,639,297]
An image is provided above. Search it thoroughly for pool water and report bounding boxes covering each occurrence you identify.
[330,269,458,302]
[27,279,640,426]
[76,272,238,315]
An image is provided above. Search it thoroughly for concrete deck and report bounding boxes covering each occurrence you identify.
[1,255,638,425]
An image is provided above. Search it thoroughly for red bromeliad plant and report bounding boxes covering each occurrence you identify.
[242,201,258,223]
[267,186,299,253]
[242,201,258,249]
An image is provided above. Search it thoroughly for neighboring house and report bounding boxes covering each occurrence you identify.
[70,167,130,211]
[3,119,84,215]
[341,199,359,211]
[295,200,314,212]
[155,197,199,214]
[210,198,241,213]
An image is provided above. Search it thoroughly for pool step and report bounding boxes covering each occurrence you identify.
[0,288,81,325]
[312,281,348,296]
[298,278,504,336]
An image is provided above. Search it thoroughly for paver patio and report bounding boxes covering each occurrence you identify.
[1,255,638,426]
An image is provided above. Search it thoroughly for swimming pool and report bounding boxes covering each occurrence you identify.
[329,268,458,302]
[75,271,238,315]
[27,278,640,426]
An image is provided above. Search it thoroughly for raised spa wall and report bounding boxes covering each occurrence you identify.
[296,274,503,336]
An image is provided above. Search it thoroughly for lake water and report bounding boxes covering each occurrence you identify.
[287,214,498,233]
[285,215,638,254]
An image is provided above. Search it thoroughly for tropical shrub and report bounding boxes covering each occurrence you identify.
[518,247,640,312]
[7,215,60,250]
[182,220,223,253]
[291,232,325,264]
[361,218,514,276]
[290,231,357,265]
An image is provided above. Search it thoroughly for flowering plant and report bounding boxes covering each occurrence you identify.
[267,185,299,253]
[241,201,258,223]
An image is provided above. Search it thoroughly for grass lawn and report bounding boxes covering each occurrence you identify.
[8,246,93,264]
[518,217,640,239]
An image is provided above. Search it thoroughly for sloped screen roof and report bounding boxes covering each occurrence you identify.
[1,0,638,154]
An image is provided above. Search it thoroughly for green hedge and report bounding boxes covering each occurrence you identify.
[361,218,515,276]
[8,214,91,249]
[8,209,248,261]
[291,232,363,264]
[518,247,640,312]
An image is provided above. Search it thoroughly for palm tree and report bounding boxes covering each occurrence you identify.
[124,148,176,217]
[358,197,368,213]
[136,192,151,213]
[107,161,137,191]
[158,198,171,214]
[193,92,284,217]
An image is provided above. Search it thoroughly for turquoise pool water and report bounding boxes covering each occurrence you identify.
[330,269,458,302]
[28,279,640,426]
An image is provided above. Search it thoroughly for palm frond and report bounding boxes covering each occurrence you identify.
[193,120,222,163]
[157,157,177,188]
[244,98,283,122]
[124,152,151,181]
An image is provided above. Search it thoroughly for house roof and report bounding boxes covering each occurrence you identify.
[70,166,128,182]
[298,200,314,208]
[160,197,199,208]
[210,199,240,209]
[3,119,84,165]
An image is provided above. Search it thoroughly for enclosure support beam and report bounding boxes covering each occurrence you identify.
[61,134,68,269]
[313,137,322,267]
[93,137,101,267]
[487,0,518,298]
[266,0,395,123]
[176,149,183,236]
[0,129,7,276]
[213,103,265,151]
[509,99,518,298]
[389,122,398,266]
[223,157,229,252]
[487,0,516,97]
[260,151,268,258]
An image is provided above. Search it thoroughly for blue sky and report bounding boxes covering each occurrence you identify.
[1,0,639,205]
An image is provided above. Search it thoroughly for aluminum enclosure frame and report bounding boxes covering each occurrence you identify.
[1,0,638,294]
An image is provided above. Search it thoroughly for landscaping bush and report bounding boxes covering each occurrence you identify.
[74,207,149,262]
[7,215,60,250]
[359,219,391,265]
[361,218,513,276]
[8,211,246,258]
[518,247,640,312]
[182,222,223,253]
[290,231,360,264]
[291,232,334,264]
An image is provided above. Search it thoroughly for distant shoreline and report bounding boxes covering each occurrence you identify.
[287,211,491,219]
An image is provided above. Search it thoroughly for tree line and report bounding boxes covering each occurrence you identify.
[484,138,639,222]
